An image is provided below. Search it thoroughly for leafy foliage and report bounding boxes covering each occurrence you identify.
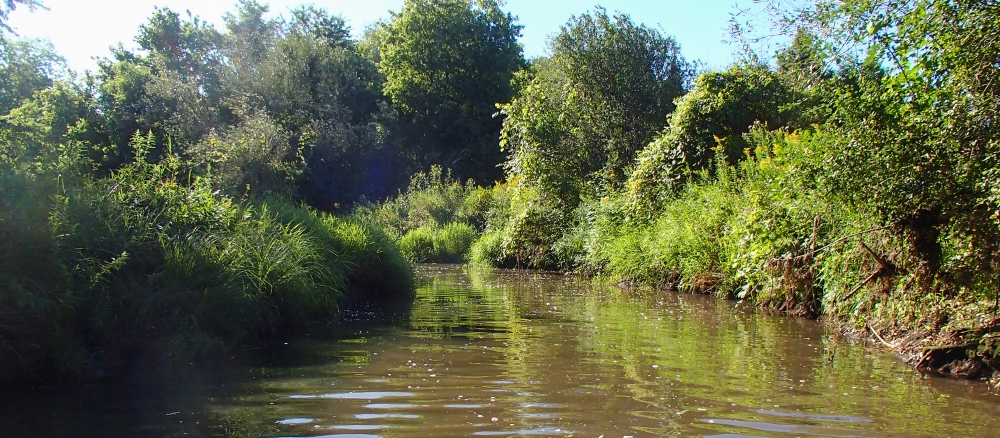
[0,0,42,35]
[0,38,64,115]
[624,63,797,219]
[500,8,690,207]
[0,134,412,383]
[377,0,524,181]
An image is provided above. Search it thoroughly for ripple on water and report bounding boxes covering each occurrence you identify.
[363,403,418,409]
[275,418,314,425]
[516,413,558,419]
[473,426,571,436]
[327,425,384,430]
[754,409,873,423]
[516,402,562,409]
[701,418,878,437]
[288,391,416,400]
[354,413,420,420]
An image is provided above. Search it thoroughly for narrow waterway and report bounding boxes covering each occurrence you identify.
[2,264,998,437]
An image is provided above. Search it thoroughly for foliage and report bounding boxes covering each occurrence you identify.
[0,0,42,35]
[0,133,412,383]
[624,63,797,219]
[357,165,497,237]
[91,2,405,207]
[188,111,298,197]
[745,0,1000,279]
[0,80,103,171]
[398,222,477,263]
[500,9,690,207]
[0,38,64,115]
[466,182,567,269]
[377,0,524,182]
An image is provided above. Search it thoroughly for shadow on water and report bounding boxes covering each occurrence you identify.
[2,264,999,437]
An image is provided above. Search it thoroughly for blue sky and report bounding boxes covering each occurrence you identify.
[8,0,751,74]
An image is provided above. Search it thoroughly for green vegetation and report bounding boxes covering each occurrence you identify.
[354,166,503,263]
[0,133,412,382]
[0,1,430,384]
[2,0,998,384]
[375,0,524,182]
[368,2,1000,378]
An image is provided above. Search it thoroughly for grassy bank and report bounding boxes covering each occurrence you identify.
[0,143,413,384]
[367,128,1000,381]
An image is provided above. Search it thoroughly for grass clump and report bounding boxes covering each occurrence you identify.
[398,222,477,263]
[356,165,511,265]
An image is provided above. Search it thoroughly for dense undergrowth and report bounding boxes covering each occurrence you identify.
[370,124,1000,379]
[0,135,412,384]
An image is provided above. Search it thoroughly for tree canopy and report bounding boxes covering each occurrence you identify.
[377,0,525,183]
[500,8,690,206]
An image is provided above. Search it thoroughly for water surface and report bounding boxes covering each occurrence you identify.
[2,264,998,437]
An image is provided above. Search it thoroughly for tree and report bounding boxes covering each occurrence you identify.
[215,4,398,207]
[0,80,101,171]
[97,7,225,164]
[378,0,524,182]
[0,38,64,115]
[500,8,690,206]
[223,0,279,90]
[0,0,43,36]
[743,0,1000,283]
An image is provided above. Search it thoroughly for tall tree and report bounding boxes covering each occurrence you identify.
[378,0,524,182]
[0,38,64,115]
[97,7,224,163]
[500,8,690,206]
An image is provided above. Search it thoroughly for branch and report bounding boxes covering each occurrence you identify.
[867,323,894,349]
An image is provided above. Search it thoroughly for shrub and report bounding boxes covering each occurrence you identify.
[398,222,477,263]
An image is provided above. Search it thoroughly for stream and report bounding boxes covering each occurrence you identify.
[2,264,998,437]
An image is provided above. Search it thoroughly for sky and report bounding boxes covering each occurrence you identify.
[7,0,752,74]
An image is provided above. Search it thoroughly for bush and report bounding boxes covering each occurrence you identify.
[469,228,506,267]
[624,64,797,221]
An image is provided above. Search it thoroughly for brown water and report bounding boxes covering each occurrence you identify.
[2,264,998,437]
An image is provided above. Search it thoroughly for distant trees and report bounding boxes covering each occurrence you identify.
[376,0,525,183]
[499,8,690,206]
[0,38,64,115]
[97,6,225,163]
[0,0,534,210]
[83,1,408,207]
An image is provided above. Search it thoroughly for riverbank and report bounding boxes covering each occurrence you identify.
[0,149,414,385]
[360,137,1000,383]
[6,263,999,438]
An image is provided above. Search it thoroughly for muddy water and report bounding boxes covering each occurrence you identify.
[2,264,999,437]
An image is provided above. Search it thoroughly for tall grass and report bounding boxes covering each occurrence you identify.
[0,140,413,384]
[398,222,478,263]
[356,165,508,264]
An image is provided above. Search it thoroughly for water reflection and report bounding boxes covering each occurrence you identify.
[1,264,998,437]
